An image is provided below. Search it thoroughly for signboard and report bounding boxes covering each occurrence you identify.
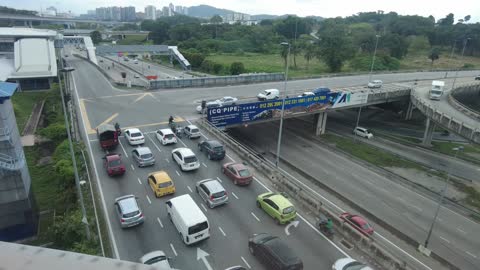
[207,91,368,127]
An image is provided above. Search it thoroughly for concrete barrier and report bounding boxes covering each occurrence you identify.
[448,83,480,121]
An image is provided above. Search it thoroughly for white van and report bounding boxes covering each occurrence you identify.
[166,194,209,245]
[429,80,445,100]
[257,89,280,101]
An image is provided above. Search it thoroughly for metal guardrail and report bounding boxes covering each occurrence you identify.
[411,85,480,144]
[0,151,24,171]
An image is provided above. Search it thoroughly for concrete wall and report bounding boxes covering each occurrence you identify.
[449,84,480,119]
[149,73,285,89]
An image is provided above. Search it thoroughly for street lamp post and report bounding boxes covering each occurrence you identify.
[59,68,91,240]
[451,38,470,91]
[444,40,457,78]
[275,42,291,168]
[421,146,463,252]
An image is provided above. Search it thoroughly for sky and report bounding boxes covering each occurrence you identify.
[2,0,479,22]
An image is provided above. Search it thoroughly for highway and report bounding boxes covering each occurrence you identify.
[68,57,349,270]
[68,55,480,270]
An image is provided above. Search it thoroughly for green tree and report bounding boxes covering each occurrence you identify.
[39,123,66,143]
[439,13,454,26]
[90,30,102,45]
[182,51,205,68]
[143,21,170,44]
[210,15,223,39]
[230,62,246,75]
[408,35,430,53]
[428,47,440,68]
[349,23,376,53]
[383,33,409,59]
[316,19,355,72]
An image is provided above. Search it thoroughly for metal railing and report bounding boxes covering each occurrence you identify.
[0,151,24,171]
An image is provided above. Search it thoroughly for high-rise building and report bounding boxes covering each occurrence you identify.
[145,5,156,20]
[156,9,163,18]
[124,6,136,21]
[174,5,182,14]
[111,6,121,21]
[168,3,174,16]
[162,7,169,17]
[87,10,95,15]
[136,12,145,20]
[183,7,189,15]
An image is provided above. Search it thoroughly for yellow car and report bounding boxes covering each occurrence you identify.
[148,171,175,198]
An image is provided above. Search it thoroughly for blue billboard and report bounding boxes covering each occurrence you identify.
[207,90,369,127]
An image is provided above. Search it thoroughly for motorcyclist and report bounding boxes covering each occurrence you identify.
[114,122,121,135]
[169,115,174,124]
[325,218,333,231]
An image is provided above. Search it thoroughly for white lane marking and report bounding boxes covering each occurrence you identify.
[177,136,187,147]
[187,186,193,193]
[466,251,477,258]
[457,228,466,234]
[201,203,208,212]
[439,236,450,243]
[218,226,226,236]
[374,232,432,270]
[157,217,163,228]
[226,154,235,162]
[130,164,135,171]
[89,139,99,142]
[137,178,142,184]
[118,139,128,157]
[216,176,222,183]
[176,170,181,176]
[406,203,423,212]
[147,134,162,153]
[202,162,208,168]
[251,212,260,222]
[146,195,152,204]
[241,256,251,269]
[170,243,178,256]
[72,72,119,258]
[232,192,239,199]
[165,158,170,163]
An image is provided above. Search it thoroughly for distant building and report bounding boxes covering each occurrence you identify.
[136,12,145,20]
[168,3,174,16]
[156,9,163,18]
[223,12,252,24]
[145,5,156,20]
[122,6,136,22]
[183,7,189,15]
[87,10,95,16]
[45,6,57,16]
[162,7,169,17]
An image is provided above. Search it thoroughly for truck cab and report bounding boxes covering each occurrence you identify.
[429,80,445,100]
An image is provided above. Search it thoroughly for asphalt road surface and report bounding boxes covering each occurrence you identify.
[68,56,479,269]
[68,57,349,270]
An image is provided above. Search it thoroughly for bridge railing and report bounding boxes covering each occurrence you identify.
[411,87,480,144]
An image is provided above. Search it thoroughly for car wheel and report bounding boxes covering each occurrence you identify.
[275,218,281,225]
[168,213,172,221]
[199,145,202,151]
[256,201,261,208]
[207,153,212,160]
[221,167,225,174]
[195,186,199,193]
[208,202,214,209]
[155,192,159,198]
[249,245,254,255]
[234,179,238,185]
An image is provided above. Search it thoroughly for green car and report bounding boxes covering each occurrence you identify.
[256,192,297,224]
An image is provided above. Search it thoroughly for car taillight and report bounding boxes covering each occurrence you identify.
[163,136,167,140]
[139,213,144,218]
[108,169,112,174]
[120,218,125,222]
[210,195,214,201]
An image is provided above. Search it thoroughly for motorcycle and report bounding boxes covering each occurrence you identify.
[317,213,334,238]
[114,122,121,136]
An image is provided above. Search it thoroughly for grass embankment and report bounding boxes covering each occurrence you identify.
[11,91,48,132]
[116,34,150,45]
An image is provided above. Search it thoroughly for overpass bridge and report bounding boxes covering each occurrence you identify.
[0,13,125,27]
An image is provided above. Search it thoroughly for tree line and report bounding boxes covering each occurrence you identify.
[140,12,479,73]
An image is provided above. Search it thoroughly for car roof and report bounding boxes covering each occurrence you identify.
[115,195,139,213]
[372,80,382,83]
[187,124,199,129]
[159,128,174,134]
[263,236,301,265]
[231,163,247,171]
[135,147,152,155]
[105,154,120,161]
[126,128,141,133]
[200,179,225,193]
[150,171,172,183]
[97,123,116,133]
[262,192,293,209]
[350,215,368,225]
[173,147,195,157]
[264,89,279,92]
[168,194,208,227]
[205,140,222,147]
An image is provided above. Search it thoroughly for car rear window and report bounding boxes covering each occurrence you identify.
[141,153,153,159]
[238,169,251,177]
[159,181,172,188]
[191,128,199,133]
[283,206,295,215]
[123,210,140,218]
[213,146,224,152]
[188,221,208,235]
[164,133,174,139]
[212,191,226,198]
[131,132,142,137]
[184,156,198,163]
[109,160,121,167]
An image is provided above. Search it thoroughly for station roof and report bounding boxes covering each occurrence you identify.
[0,82,18,103]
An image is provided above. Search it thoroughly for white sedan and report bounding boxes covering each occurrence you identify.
[332,258,373,270]
[124,128,145,145]
[139,250,173,269]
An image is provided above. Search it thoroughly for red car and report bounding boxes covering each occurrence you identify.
[222,162,253,185]
[103,153,126,176]
[340,212,374,236]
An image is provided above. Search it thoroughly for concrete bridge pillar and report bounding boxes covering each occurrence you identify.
[315,112,328,136]
[422,118,436,146]
[405,101,415,120]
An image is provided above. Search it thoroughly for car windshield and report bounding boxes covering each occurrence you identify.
[431,90,443,94]
[344,261,368,270]
[184,156,198,163]
[188,221,208,235]
[109,160,121,167]
[141,153,153,159]
[283,206,295,214]
[361,222,371,230]
[131,132,142,137]
[159,181,172,188]
[238,169,251,177]
[144,255,167,265]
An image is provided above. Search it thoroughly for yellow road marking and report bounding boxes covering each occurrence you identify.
[84,93,145,101]
[79,99,96,134]
[95,113,119,130]
[122,117,185,130]
[132,93,158,104]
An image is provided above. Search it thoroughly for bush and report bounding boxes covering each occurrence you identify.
[38,123,66,142]
[213,63,224,74]
[200,60,215,73]
[230,62,246,75]
[463,63,475,69]
[350,53,400,71]
[182,51,206,68]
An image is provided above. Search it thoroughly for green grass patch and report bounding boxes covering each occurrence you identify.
[206,52,329,78]
[431,141,480,164]
[323,133,422,169]
[451,181,480,211]
[116,34,148,45]
[11,91,48,132]
[400,49,480,70]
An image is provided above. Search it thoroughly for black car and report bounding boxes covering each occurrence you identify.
[475,75,480,80]
[198,140,225,160]
[248,233,303,270]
